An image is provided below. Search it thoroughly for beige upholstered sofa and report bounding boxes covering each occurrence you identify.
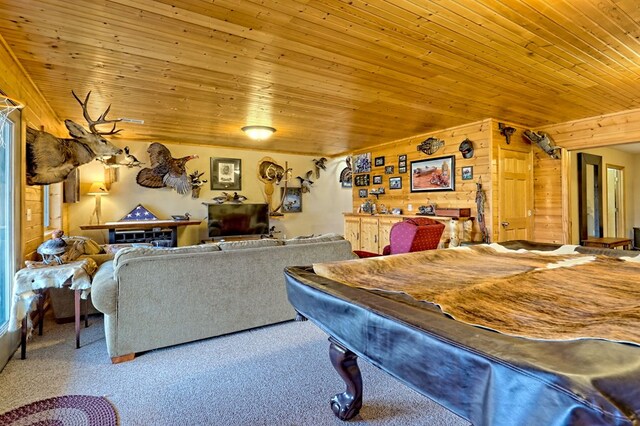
[90,235,357,363]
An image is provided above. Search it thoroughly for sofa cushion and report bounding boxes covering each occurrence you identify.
[113,244,221,267]
[284,233,344,245]
[218,239,283,251]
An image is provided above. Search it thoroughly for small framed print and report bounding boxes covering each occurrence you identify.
[399,160,406,168]
[373,175,382,184]
[353,153,371,173]
[399,166,407,174]
[399,154,407,162]
[389,177,402,189]
[359,189,368,198]
[354,174,370,186]
[462,166,473,180]
[281,187,302,213]
[385,165,394,174]
[210,157,241,190]
[374,156,385,167]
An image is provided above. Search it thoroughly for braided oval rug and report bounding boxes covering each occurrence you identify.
[0,395,117,426]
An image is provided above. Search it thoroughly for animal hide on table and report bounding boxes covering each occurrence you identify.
[313,245,640,346]
[9,258,97,333]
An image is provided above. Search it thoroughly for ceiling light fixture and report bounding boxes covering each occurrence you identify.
[242,125,276,141]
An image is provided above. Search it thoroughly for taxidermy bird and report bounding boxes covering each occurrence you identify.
[136,142,198,195]
[37,229,67,265]
[225,192,247,203]
[120,146,144,168]
[313,157,328,178]
[296,170,314,193]
[211,194,228,204]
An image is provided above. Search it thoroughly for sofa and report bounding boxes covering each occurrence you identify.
[90,234,357,363]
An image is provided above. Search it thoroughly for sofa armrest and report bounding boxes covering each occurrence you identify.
[91,261,117,315]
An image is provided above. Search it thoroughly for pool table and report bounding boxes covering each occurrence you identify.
[284,242,640,426]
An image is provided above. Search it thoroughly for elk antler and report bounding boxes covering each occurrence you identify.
[72,90,122,135]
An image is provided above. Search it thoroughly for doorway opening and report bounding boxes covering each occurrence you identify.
[606,165,625,237]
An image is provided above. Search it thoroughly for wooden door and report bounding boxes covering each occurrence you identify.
[360,217,380,253]
[498,148,533,241]
[378,217,402,252]
[344,216,361,250]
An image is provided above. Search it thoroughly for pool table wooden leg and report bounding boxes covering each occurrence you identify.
[329,337,363,421]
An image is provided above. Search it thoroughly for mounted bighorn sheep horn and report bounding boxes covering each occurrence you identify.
[26,91,123,185]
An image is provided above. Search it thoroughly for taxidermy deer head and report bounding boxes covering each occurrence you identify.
[26,91,123,185]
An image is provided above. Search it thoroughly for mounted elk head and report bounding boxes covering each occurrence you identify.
[26,91,123,185]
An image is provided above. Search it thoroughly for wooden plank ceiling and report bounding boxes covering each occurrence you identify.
[0,0,639,156]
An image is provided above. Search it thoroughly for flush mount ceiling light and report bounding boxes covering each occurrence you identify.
[242,125,276,141]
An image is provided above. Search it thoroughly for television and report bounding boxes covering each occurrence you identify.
[207,203,270,238]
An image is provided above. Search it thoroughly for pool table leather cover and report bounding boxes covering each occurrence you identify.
[284,241,640,426]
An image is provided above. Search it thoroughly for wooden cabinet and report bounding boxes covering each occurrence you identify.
[360,217,381,253]
[344,214,403,254]
[344,213,473,253]
[344,215,361,250]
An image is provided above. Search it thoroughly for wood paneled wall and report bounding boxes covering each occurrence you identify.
[0,34,65,261]
[350,119,492,242]
[533,108,640,244]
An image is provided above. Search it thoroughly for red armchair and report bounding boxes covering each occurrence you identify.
[354,217,445,258]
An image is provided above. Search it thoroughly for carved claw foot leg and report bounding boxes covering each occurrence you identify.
[329,337,363,420]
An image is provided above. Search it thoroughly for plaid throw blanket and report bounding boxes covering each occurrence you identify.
[313,245,640,346]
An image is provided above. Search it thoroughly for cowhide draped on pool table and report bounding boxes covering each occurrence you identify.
[313,244,640,346]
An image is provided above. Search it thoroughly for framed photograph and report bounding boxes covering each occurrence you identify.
[399,154,407,162]
[410,155,455,192]
[462,166,473,180]
[385,165,394,174]
[398,160,406,168]
[389,177,402,189]
[354,174,370,186]
[281,187,302,213]
[374,156,385,167]
[353,153,371,173]
[359,189,368,198]
[373,175,382,184]
[210,158,241,190]
[399,166,407,174]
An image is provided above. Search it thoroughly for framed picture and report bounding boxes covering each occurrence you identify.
[354,174,370,186]
[210,158,241,190]
[389,177,402,189]
[373,175,382,184]
[358,189,368,198]
[399,166,407,174]
[462,166,473,180]
[385,165,394,174]
[281,187,302,213]
[374,156,385,167]
[398,160,406,168]
[410,155,455,192]
[399,154,407,162]
[353,153,371,173]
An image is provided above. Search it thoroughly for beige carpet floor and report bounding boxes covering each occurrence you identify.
[0,314,470,425]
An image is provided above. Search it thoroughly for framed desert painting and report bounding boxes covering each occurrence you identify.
[410,155,455,192]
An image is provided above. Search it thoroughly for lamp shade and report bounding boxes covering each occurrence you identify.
[87,182,109,195]
[241,125,276,141]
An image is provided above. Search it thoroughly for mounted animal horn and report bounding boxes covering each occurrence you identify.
[26,91,123,185]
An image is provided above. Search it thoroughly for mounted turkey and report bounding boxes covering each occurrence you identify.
[136,142,198,195]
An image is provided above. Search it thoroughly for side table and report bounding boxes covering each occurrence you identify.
[10,258,97,359]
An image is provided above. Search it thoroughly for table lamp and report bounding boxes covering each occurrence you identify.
[87,181,108,224]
